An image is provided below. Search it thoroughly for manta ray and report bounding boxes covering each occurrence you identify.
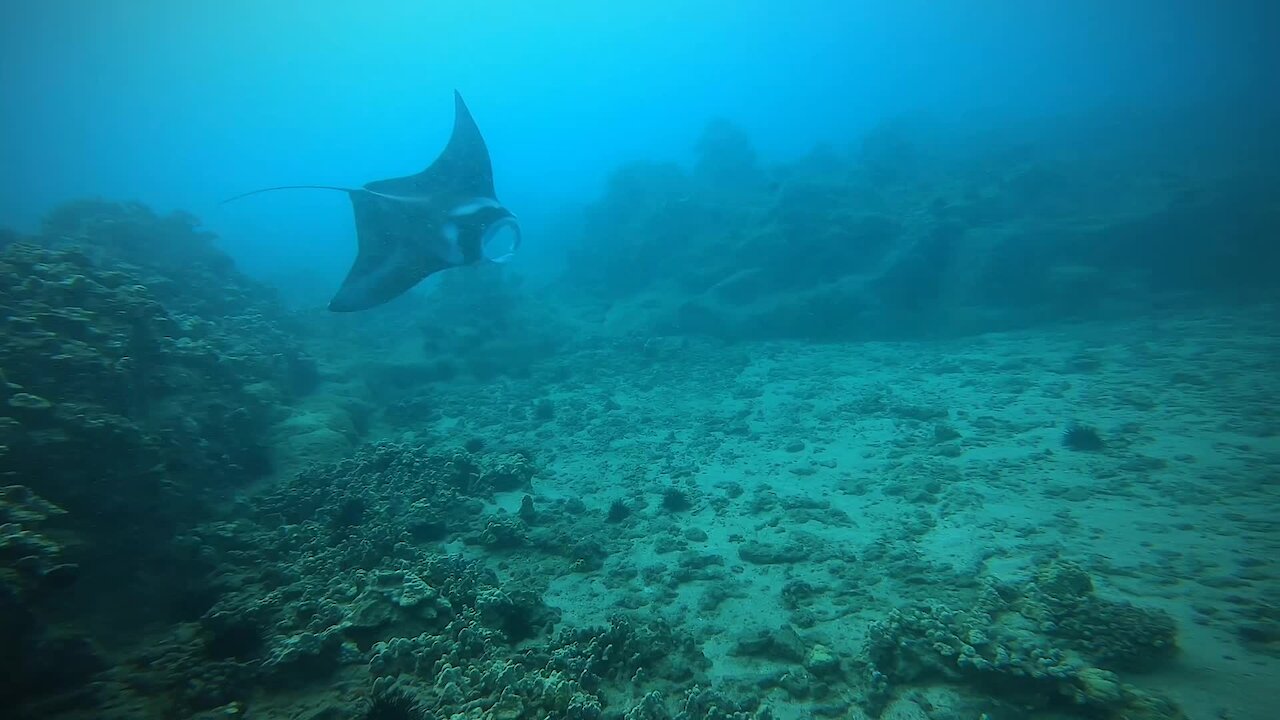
[224,91,520,311]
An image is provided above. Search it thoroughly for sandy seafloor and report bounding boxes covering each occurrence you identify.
[329,304,1279,719]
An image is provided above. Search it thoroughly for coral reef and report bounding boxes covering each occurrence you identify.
[191,444,546,684]
[0,485,104,710]
[0,484,70,591]
[865,561,1183,718]
[0,200,316,712]
[366,614,712,719]
[85,441,735,719]
[1029,561,1178,670]
[0,203,316,532]
[563,114,1280,342]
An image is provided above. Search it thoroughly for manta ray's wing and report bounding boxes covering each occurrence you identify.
[326,190,454,311]
[363,91,497,200]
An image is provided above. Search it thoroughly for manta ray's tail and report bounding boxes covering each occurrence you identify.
[219,185,355,205]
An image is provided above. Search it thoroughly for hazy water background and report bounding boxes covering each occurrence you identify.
[2,0,1273,297]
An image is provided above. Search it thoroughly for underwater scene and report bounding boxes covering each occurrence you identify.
[1,3,1277,720]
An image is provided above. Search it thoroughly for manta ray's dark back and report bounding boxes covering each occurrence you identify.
[223,91,520,312]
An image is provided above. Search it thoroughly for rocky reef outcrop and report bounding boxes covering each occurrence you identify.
[864,561,1184,719]
[565,111,1280,342]
[0,200,316,713]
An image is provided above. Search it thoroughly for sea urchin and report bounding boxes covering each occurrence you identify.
[363,687,424,720]
[1062,423,1105,452]
[606,498,631,523]
[661,486,693,512]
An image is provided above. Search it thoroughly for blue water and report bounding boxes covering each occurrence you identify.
[3,1,1272,290]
